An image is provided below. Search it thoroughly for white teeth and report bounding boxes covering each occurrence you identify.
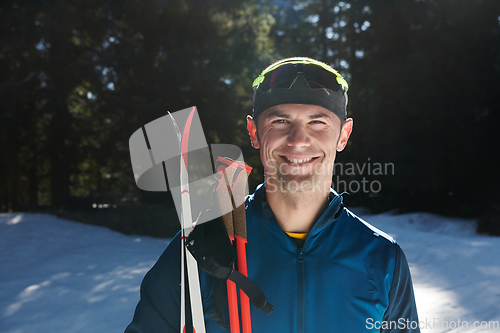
[285,157,313,164]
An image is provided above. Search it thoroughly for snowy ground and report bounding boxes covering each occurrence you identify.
[1,211,499,333]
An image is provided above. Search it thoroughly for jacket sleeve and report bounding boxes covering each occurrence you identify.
[125,233,183,333]
[381,244,420,333]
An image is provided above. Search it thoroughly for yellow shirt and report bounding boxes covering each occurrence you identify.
[285,232,308,240]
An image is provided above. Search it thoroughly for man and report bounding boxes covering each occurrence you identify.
[126,57,420,332]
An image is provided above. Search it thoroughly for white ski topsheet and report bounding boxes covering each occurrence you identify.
[1,211,499,333]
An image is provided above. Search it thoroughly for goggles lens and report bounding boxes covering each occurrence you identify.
[252,61,348,93]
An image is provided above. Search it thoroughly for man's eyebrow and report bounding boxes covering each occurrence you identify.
[265,111,332,120]
[266,111,290,118]
[309,113,333,120]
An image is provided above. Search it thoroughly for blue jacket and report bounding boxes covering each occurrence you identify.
[126,184,420,332]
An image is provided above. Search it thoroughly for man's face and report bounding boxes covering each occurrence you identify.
[247,104,353,194]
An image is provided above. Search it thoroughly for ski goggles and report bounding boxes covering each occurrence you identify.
[252,60,349,93]
[252,59,349,121]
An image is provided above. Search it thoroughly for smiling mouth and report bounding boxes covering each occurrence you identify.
[281,156,319,164]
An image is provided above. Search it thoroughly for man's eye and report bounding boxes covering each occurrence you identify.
[272,119,288,124]
[310,120,326,125]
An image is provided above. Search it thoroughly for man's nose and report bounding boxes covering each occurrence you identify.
[286,123,310,148]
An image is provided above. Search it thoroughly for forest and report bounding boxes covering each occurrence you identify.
[1,0,499,236]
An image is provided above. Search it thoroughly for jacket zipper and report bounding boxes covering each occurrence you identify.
[296,195,340,333]
[297,247,305,333]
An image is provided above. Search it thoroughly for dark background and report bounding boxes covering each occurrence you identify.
[1,0,499,236]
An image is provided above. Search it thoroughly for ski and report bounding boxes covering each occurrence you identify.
[130,107,272,333]
[168,108,206,333]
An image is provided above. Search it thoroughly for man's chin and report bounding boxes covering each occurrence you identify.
[276,175,327,194]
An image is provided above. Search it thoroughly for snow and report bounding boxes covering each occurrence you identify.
[1,211,499,332]
[0,213,169,333]
[356,210,500,332]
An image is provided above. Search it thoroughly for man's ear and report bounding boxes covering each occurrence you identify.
[247,115,260,149]
[337,118,353,152]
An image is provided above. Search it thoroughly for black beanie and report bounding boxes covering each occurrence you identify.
[252,74,348,122]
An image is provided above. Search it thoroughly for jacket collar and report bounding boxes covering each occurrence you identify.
[249,183,344,230]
